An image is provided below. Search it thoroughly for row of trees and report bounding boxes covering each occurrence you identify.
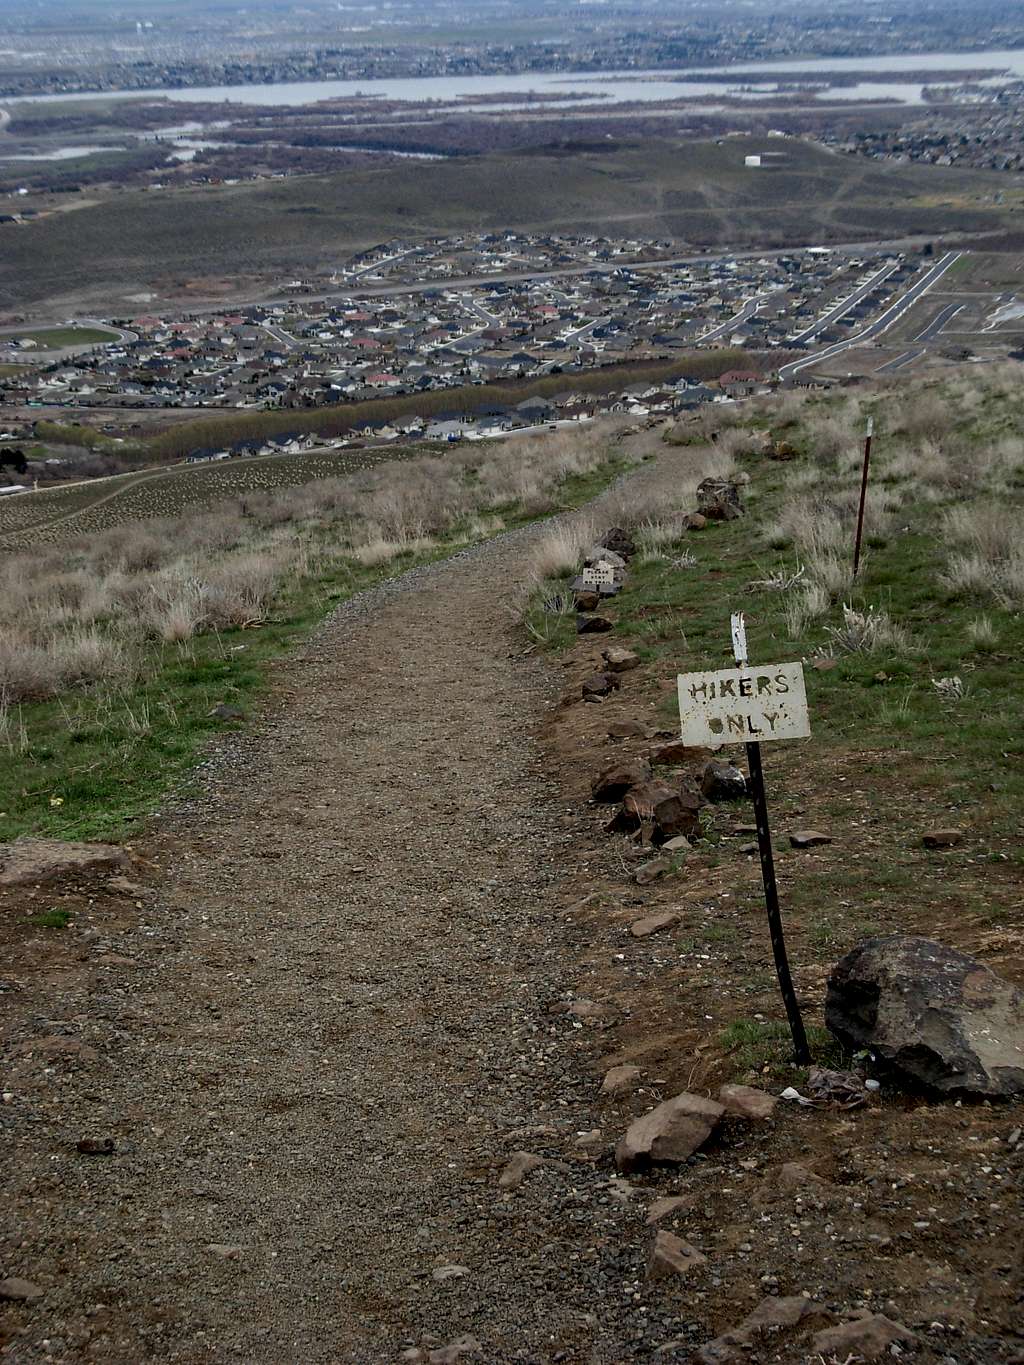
[148,349,756,461]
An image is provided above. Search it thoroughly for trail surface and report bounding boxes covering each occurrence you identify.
[1,521,650,1364]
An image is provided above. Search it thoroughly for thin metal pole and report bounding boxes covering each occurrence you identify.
[852,416,874,579]
[744,739,812,1066]
[730,614,811,1065]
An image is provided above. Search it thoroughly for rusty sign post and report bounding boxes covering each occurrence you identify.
[852,415,874,579]
[677,614,811,1065]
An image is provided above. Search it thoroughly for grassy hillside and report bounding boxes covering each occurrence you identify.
[524,363,1024,1047]
[0,424,633,841]
[0,443,421,546]
[0,136,1016,311]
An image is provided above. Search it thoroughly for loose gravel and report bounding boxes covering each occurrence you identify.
[1,522,668,1364]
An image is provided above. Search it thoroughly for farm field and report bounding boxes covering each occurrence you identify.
[0,442,423,546]
[0,136,1017,313]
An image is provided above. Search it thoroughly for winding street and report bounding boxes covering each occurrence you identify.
[778,250,964,380]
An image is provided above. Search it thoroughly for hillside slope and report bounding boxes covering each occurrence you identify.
[0,386,1021,1362]
[0,137,1016,312]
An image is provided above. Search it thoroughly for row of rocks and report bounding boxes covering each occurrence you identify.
[591,752,749,851]
[571,529,639,695]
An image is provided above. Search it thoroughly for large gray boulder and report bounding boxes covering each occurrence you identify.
[825,935,1024,1097]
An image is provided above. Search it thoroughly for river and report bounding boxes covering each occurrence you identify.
[7,47,1024,111]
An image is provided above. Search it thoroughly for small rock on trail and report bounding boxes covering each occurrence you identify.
[634,857,672,887]
[591,759,652,802]
[717,1083,777,1121]
[0,1277,43,1301]
[497,1151,544,1189]
[616,1092,724,1173]
[789,828,832,849]
[647,1230,707,1282]
[601,1064,641,1096]
[700,761,747,802]
[629,909,679,936]
[810,1313,917,1360]
[602,646,640,673]
[922,827,964,848]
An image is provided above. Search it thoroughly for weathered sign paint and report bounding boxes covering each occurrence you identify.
[581,562,617,590]
[677,662,810,746]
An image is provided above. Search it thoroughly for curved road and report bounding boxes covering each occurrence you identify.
[779,250,964,380]
[787,260,899,347]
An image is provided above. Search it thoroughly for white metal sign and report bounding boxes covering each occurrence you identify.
[581,562,616,589]
[677,661,810,745]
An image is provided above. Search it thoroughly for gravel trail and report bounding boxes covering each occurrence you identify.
[2,522,659,1364]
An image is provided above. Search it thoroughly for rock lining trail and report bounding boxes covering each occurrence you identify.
[1,500,673,1363]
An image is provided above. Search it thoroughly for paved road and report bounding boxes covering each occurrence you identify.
[562,314,612,345]
[261,321,300,351]
[694,294,764,344]
[873,298,966,373]
[875,346,924,374]
[464,296,501,327]
[788,261,899,346]
[778,250,964,380]
[913,301,964,341]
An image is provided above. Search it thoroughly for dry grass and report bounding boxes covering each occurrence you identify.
[784,582,830,638]
[966,614,998,649]
[941,502,1024,607]
[0,424,617,701]
[529,519,597,580]
[349,532,438,568]
[635,517,690,563]
[822,604,912,655]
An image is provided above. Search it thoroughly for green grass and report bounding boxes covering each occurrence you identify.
[2,327,118,348]
[719,1017,843,1080]
[0,451,629,843]
[28,908,73,929]
[572,481,1024,842]
[523,370,1024,986]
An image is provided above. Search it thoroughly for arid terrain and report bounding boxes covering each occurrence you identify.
[1,386,1021,1361]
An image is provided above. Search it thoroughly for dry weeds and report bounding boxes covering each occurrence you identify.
[0,426,615,700]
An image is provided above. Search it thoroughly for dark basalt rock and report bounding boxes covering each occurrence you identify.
[825,934,1024,1097]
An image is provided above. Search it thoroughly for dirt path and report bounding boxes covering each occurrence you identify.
[0,511,661,1363]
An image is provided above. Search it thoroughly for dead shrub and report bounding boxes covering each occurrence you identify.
[823,604,912,654]
[530,520,595,580]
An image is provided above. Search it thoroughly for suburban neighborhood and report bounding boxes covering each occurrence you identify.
[0,236,926,443]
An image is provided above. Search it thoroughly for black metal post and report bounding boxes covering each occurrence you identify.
[745,739,811,1065]
[852,419,874,579]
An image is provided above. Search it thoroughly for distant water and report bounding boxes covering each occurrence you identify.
[0,144,119,160]
[7,47,1024,110]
